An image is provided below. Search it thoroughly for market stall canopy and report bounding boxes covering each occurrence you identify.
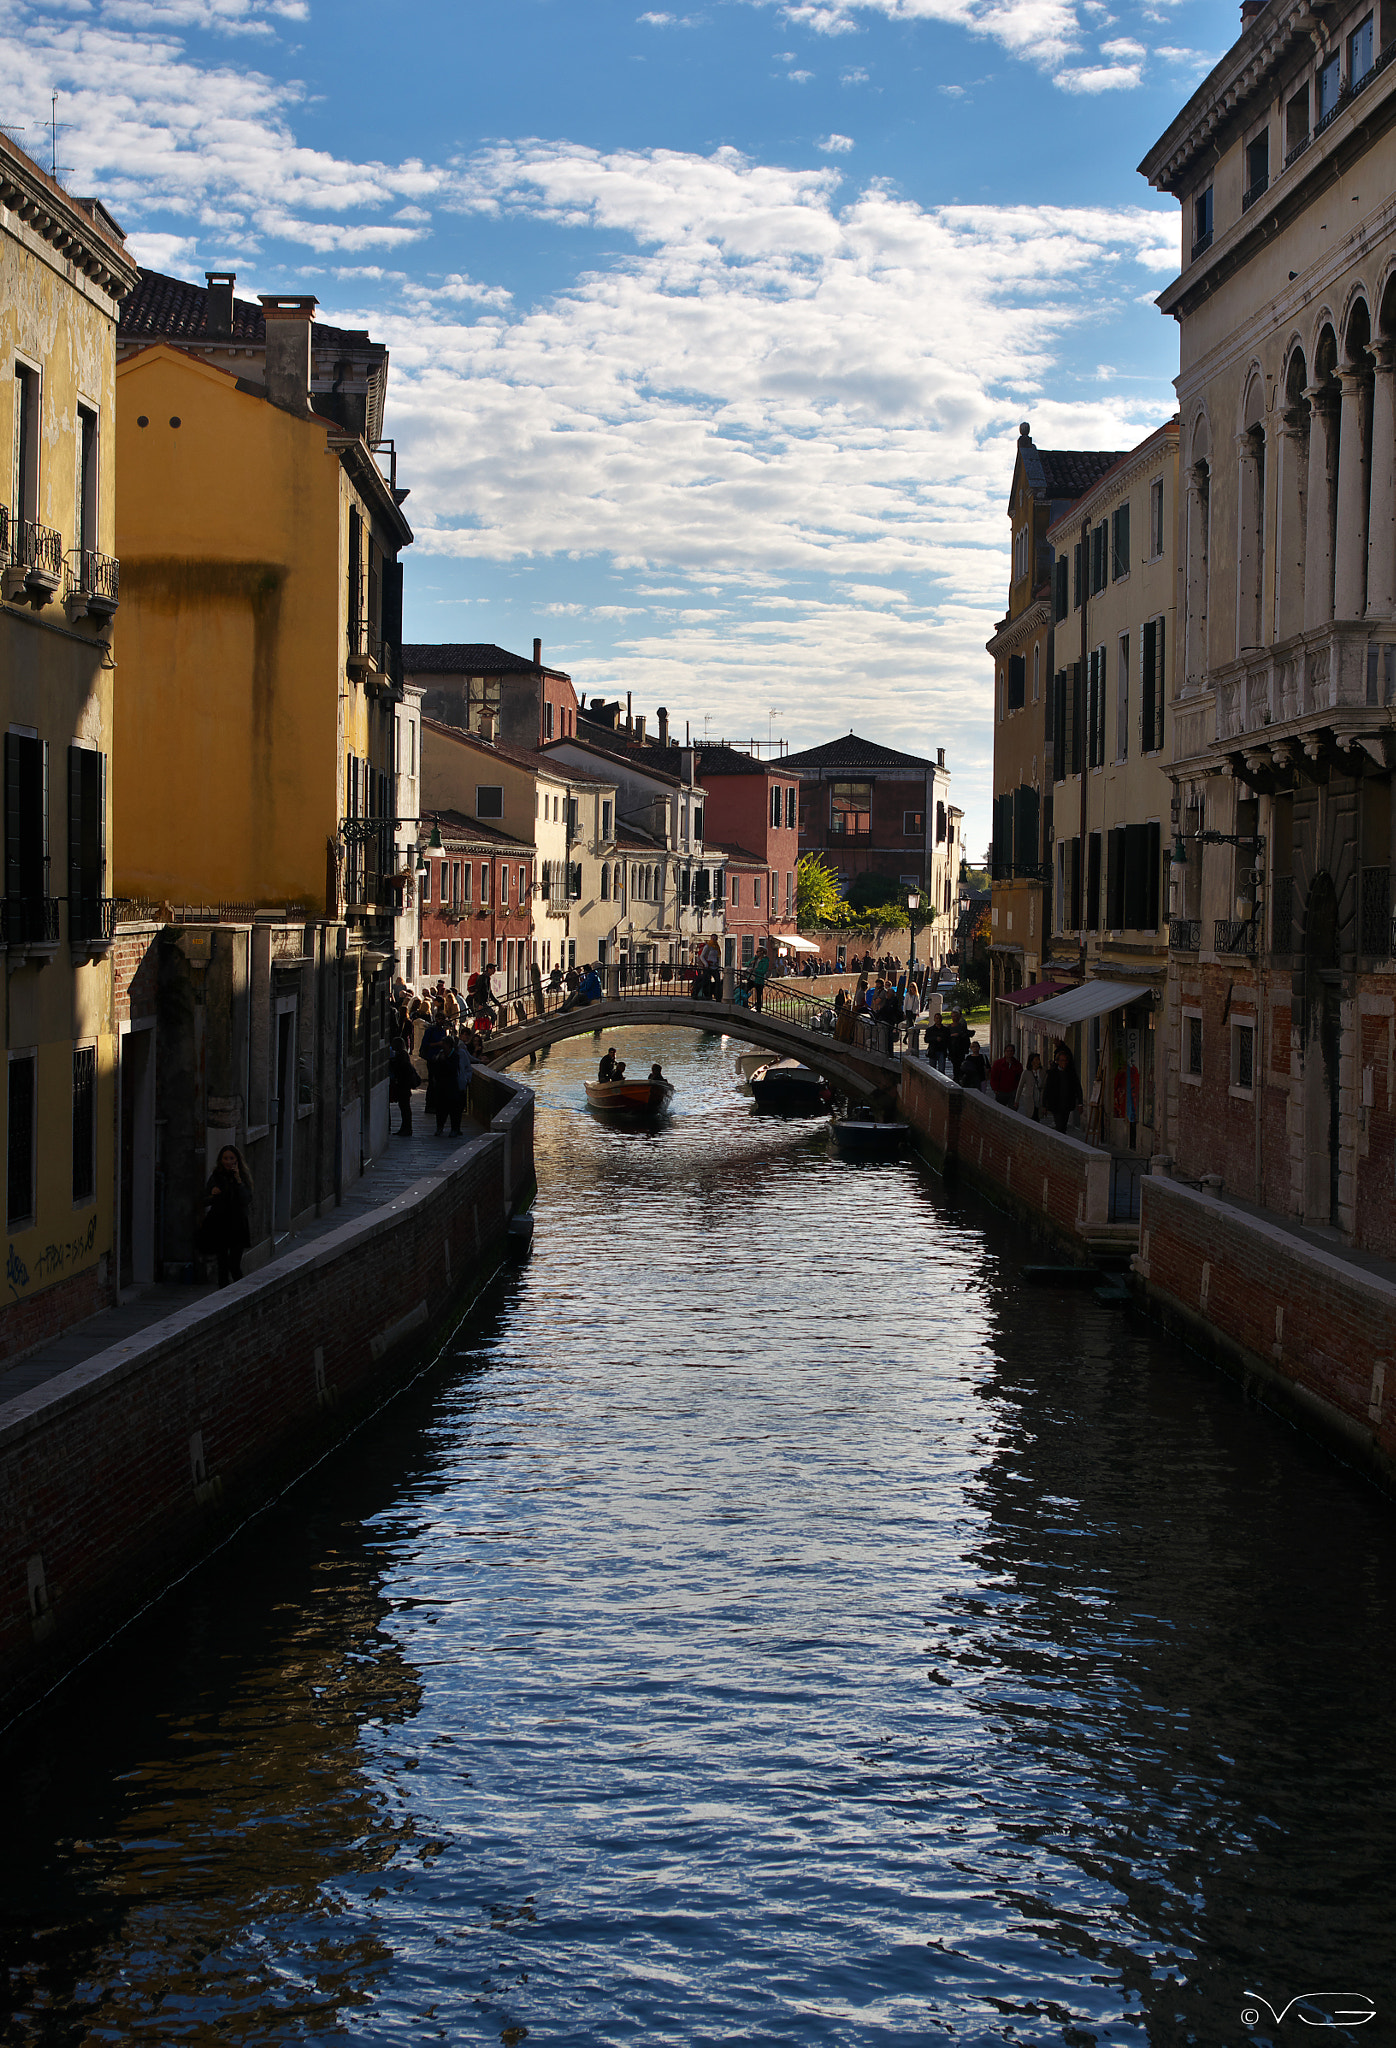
[1018,979,1154,1029]
[997,978,1077,1007]
[780,935,822,953]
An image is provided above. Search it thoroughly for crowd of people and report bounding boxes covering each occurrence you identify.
[923,1012,1084,1131]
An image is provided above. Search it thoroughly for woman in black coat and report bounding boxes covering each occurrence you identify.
[200,1146,253,1286]
[1041,1046,1084,1133]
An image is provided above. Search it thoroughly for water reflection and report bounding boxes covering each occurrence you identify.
[2,1025,1394,2045]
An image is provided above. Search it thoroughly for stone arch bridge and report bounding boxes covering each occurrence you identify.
[480,975,901,1102]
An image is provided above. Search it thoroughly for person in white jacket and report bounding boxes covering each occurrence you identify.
[1014,1050,1044,1122]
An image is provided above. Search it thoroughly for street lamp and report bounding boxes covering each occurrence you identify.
[906,887,920,970]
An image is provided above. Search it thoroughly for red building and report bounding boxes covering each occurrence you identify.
[403,640,579,750]
[710,843,769,968]
[695,746,800,942]
[416,814,534,997]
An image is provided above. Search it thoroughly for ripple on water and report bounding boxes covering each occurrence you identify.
[3,1026,1395,2046]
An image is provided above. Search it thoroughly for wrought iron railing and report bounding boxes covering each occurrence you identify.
[1215,918,1258,955]
[2,895,61,946]
[347,613,382,668]
[16,520,62,583]
[65,548,120,609]
[1169,917,1201,951]
[1283,133,1311,167]
[70,895,116,944]
[1241,172,1269,212]
[1190,229,1213,261]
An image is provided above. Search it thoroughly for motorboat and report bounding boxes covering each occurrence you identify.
[832,1118,908,1159]
[749,1059,833,1114]
[734,1050,768,1086]
[584,1076,675,1117]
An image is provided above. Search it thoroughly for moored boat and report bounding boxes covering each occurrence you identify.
[832,1118,907,1159]
[584,1077,675,1117]
[749,1059,832,1114]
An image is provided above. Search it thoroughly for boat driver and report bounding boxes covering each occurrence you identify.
[598,1048,626,1083]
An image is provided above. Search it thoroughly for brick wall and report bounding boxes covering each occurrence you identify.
[0,1069,534,1724]
[112,921,160,1023]
[1136,1176,1396,1495]
[901,1054,1108,1256]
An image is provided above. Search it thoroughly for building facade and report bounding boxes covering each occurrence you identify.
[404,641,579,751]
[417,818,534,997]
[695,746,799,948]
[987,428,1126,1035]
[393,684,424,987]
[785,733,956,947]
[1142,0,1396,1247]
[1,137,139,1357]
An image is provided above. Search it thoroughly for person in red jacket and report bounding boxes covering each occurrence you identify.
[989,1044,1024,1107]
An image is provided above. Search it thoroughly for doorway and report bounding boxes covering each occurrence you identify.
[119,1024,155,1290]
[1302,871,1342,1223]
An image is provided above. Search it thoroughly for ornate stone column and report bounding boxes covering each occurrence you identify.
[1235,426,1264,652]
[1303,386,1338,630]
[1275,407,1309,643]
[1184,462,1210,688]
[1366,339,1396,618]
[1333,359,1371,618]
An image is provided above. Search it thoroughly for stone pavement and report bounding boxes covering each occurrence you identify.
[0,1115,483,1410]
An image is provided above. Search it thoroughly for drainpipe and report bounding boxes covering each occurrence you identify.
[1078,513,1090,985]
[333,923,346,1207]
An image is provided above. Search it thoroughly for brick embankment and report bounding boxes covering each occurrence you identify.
[1135,1177,1396,1496]
[900,1054,1112,1263]
[0,1067,535,1726]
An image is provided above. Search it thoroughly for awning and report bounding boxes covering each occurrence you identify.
[997,977,1077,1008]
[1016,978,1154,1030]
[779,935,822,953]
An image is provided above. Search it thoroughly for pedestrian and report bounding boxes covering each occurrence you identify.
[1042,1045,1083,1133]
[959,1035,988,1092]
[198,1144,252,1287]
[946,1006,970,1078]
[1015,1050,1044,1121]
[989,1041,1024,1108]
[925,1013,951,1073]
[699,935,721,999]
[389,1032,417,1135]
[903,976,921,1050]
[750,946,770,1012]
[436,1029,472,1136]
[420,1007,450,1123]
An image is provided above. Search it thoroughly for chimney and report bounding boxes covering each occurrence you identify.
[258,293,319,417]
[205,272,235,340]
[937,747,945,767]
[533,637,542,666]
[1240,0,1263,21]
[626,689,633,737]
[636,715,646,744]
[658,706,669,748]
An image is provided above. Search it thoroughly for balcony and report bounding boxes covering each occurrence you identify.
[346,613,382,683]
[3,895,61,965]
[1241,172,1269,213]
[69,894,116,963]
[1169,918,1201,951]
[1190,229,1213,262]
[4,519,63,606]
[1202,623,1396,780]
[1214,918,1258,956]
[65,548,120,622]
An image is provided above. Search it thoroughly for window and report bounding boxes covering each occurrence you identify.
[476,785,503,820]
[731,874,739,907]
[742,934,754,966]
[1140,617,1166,752]
[1054,554,1069,621]
[1184,1012,1203,1082]
[439,939,448,975]
[13,363,39,525]
[1087,646,1107,769]
[570,863,582,901]
[785,788,796,829]
[602,800,613,839]
[829,782,871,836]
[72,1044,96,1204]
[480,862,490,906]
[76,403,98,557]
[5,732,49,939]
[1072,541,1082,610]
[1086,831,1102,931]
[1033,645,1041,701]
[8,1050,36,1229]
[754,875,763,907]
[1121,821,1162,930]
[695,804,705,841]
[545,701,555,740]
[1149,476,1165,558]
[68,745,107,942]
[1318,50,1341,123]
[1245,129,1270,206]
[1287,82,1311,157]
[1116,636,1130,764]
[1350,13,1374,83]
[786,872,793,915]
[460,860,472,906]
[1232,1019,1255,1094]
[904,810,925,835]
[1091,519,1109,596]
[600,862,610,901]
[1192,185,1214,257]
[519,865,527,903]
[1008,654,1026,709]
[500,864,509,907]
[1111,502,1130,580]
[771,784,781,829]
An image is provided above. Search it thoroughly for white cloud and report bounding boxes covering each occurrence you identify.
[841,64,869,80]
[1098,34,1144,55]
[788,66,815,79]
[1054,59,1141,88]
[819,132,855,149]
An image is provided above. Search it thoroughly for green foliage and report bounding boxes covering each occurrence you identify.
[843,872,909,921]
[796,855,848,929]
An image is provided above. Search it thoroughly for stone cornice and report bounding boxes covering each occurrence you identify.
[986,597,1050,658]
[1045,426,1179,547]
[1139,0,1324,195]
[0,135,138,307]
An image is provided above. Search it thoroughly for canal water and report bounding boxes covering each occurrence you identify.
[4,1026,1395,2047]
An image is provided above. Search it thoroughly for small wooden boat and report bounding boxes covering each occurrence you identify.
[832,1119,908,1159]
[584,1077,675,1117]
[749,1059,833,1114]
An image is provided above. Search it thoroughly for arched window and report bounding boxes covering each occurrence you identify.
[600,862,610,901]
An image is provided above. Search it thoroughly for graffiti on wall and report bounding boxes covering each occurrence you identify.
[7,1214,99,1300]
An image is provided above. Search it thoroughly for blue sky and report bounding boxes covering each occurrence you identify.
[10,0,1227,855]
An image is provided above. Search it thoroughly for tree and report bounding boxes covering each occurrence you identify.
[796,855,847,929]
[844,872,910,924]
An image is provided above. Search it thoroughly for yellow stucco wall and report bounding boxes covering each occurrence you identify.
[2,203,125,1320]
[114,346,342,909]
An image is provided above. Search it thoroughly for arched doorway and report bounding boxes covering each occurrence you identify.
[1302,870,1342,1223]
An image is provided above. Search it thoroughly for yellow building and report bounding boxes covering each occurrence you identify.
[1,136,138,1357]
[107,271,414,1265]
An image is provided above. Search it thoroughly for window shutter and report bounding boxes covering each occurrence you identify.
[1147,822,1161,929]
[1124,822,1148,928]
[1112,503,1129,580]
[1073,543,1081,608]
[1086,832,1101,930]
[1070,661,1083,777]
[1153,616,1166,751]
[68,745,83,933]
[382,558,403,683]
[1141,621,1156,754]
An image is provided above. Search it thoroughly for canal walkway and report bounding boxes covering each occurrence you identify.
[0,1117,483,1410]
